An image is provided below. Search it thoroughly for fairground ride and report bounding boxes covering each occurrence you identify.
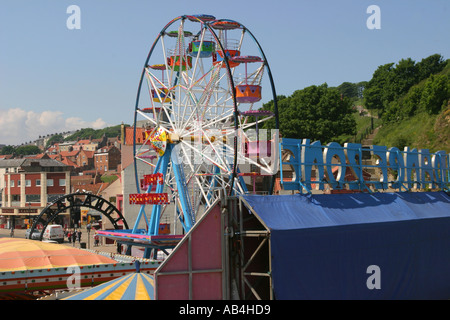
[97,14,280,258]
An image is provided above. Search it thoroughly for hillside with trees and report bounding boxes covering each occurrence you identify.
[63,124,125,142]
[364,54,449,152]
[44,124,126,148]
[259,53,449,153]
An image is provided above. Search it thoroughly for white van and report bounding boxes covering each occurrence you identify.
[42,225,64,243]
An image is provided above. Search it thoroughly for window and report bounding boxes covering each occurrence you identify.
[17,180,20,186]
[47,194,64,203]
[36,179,41,186]
[10,180,14,187]
[59,179,66,186]
[47,179,54,187]
[11,195,20,207]
[26,194,40,203]
[25,180,31,187]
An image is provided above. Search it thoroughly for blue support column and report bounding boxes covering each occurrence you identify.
[132,155,164,234]
[206,166,220,203]
[171,153,195,232]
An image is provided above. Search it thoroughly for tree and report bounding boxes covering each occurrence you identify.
[0,145,16,155]
[337,82,359,99]
[15,145,41,156]
[416,54,446,80]
[45,134,64,148]
[63,125,124,141]
[364,58,419,113]
[335,81,368,100]
[356,81,368,99]
[260,84,356,143]
[392,58,418,98]
[419,74,449,114]
[363,62,395,111]
[364,54,448,118]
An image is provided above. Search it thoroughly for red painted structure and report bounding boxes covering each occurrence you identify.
[154,202,226,299]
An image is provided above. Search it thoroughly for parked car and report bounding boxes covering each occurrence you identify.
[25,228,42,240]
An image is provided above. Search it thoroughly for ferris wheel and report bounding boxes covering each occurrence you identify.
[130,14,279,236]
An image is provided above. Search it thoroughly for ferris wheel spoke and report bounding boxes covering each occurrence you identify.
[212,135,274,175]
[240,115,274,131]
[145,70,166,110]
[199,130,230,171]
[160,35,175,88]
[189,63,213,90]
[199,66,221,103]
[173,87,190,130]
[179,139,229,173]
[180,114,234,138]
[192,175,212,211]
[171,163,195,229]
[204,145,234,175]
[180,97,233,135]
[146,68,166,88]
[178,144,213,209]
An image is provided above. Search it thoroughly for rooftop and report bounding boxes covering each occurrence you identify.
[0,158,69,168]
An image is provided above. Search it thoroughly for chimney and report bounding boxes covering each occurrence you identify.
[121,122,125,145]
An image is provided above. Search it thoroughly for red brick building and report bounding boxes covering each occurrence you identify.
[77,149,95,169]
[94,145,121,174]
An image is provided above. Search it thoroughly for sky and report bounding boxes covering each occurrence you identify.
[0,0,449,146]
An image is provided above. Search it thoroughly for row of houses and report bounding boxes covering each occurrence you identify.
[0,125,152,231]
[45,135,121,175]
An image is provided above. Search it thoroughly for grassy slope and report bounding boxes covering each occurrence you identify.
[372,62,450,153]
[373,107,449,153]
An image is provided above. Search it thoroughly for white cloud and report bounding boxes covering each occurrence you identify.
[0,108,109,146]
[65,117,107,130]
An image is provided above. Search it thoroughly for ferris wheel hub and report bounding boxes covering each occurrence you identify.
[146,127,181,156]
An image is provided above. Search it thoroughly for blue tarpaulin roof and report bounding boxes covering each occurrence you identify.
[242,191,450,299]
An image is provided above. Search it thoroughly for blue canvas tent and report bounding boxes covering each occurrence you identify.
[241,191,450,299]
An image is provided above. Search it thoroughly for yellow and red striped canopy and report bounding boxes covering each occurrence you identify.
[62,272,155,300]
